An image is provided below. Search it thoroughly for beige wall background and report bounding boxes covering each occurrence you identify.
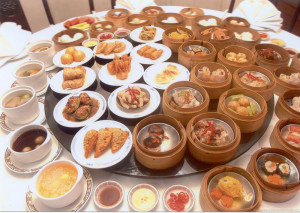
[20,0,243,32]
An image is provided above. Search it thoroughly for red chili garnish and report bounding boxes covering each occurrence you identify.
[199,121,217,144]
[152,138,160,143]
[245,72,264,82]
[163,135,169,139]
[128,86,140,103]
[167,191,189,212]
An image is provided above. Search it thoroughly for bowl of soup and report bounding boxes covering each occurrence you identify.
[7,124,51,163]
[0,86,39,124]
[30,160,84,208]
[28,40,55,67]
[14,60,47,92]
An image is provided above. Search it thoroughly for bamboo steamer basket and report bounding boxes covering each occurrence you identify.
[190,62,232,100]
[88,21,116,38]
[254,44,290,72]
[125,14,151,31]
[232,65,276,101]
[247,148,300,202]
[217,88,267,133]
[275,89,300,119]
[178,40,217,70]
[162,27,195,53]
[196,26,235,52]
[193,15,223,31]
[232,27,261,51]
[179,7,204,27]
[52,29,88,52]
[223,16,251,29]
[140,6,165,26]
[186,112,241,164]
[155,13,185,30]
[273,67,300,96]
[217,45,256,74]
[291,53,300,71]
[162,81,209,127]
[270,118,300,161]
[200,165,262,211]
[105,8,130,28]
[132,114,187,170]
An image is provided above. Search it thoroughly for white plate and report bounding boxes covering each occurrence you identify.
[0,99,46,132]
[98,60,144,86]
[131,43,172,65]
[93,39,133,59]
[53,91,107,128]
[4,131,62,174]
[49,66,96,94]
[143,62,190,90]
[53,46,93,68]
[71,120,132,169]
[25,167,93,212]
[129,26,164,43]
[108,83,161,119]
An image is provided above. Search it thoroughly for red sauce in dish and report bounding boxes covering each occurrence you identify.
[259,33,268,39]
[99,33,113,40]
[97,186,121,206]
[167,192,189,211]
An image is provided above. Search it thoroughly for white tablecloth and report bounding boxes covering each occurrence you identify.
[1,6,300,212]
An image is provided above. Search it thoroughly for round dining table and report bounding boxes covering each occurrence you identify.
[1,5,300,211]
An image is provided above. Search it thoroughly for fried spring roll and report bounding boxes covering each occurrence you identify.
[143,47,156,58]
[96,41,107,54]
[62,78,84,89]
[63,66,86,80]
[149,49,163,60]
[137,45,151,56]
[104,42,117,55]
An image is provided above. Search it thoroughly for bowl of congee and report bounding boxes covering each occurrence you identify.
[30,160,84,208]
[0,86,39,124]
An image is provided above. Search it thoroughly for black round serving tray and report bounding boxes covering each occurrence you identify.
[45,40,273,178]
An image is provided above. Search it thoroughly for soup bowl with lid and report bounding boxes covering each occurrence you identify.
[30,159,84,208]
[28,40,55,67]
[0,86,39,125]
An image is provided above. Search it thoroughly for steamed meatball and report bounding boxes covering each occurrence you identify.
[228,101,240,111]
[236,106,249,116]
[238,97,250,107]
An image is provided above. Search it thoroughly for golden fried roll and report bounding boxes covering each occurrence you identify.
[137,45,151,56]
[63,66,86,80]
[96,41,107,54]
[143,47,156,58]
[83,129,98,158]
[150,49,163,60]
[104,42,117,55]
[94,129,112,158]
[62,78,85,89]
[106,128,129,153]
[113,41,126,53]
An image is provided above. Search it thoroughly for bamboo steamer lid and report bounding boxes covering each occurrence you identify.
[190,62,232,100]
[105,8,130,28]
[162,27,195,53]
[195,26,235,52]
[186,112,241,164]
[273,66,300,96]
[178,40,217,70]
[223,16,251,29]
[162,81,209,127]
[124,14,151,31]
[232,27,261,51]
[232,65,276,102]
[88,21,116,38]
[200,165,262,211]
[270,118,300,162]
[217,88,268,133]
[155,13,185,30]
[275,89,300,119]
[254,43,290,72]
[132,114,187,170]
[179,7,204,28]
[140,6,165,26]
[291,53,300,71]
[193,15,223,32]
[217,45,256,74]
[247,148,300,202]
[52,29,88,52]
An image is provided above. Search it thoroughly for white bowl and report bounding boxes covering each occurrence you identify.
[93,181,124,209]
[0,86,40,125]
[13,60,47,92]
[30,160,84,208]
[7,124,52,163]
[28,40,55,67]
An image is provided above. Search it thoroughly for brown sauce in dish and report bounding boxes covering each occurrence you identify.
[62,98,99,122]
[13,129,47,152]
[98,186,120,206]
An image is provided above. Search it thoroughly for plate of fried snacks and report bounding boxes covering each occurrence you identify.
[50,66,96,94]
[98,54,144,86]
[53,46,93,68]
[93,39,133,59]
[108,83,161,119]
[130,26,164,43]
[53,91,107,128]
[130,43,172,65]
[71,120,132,169]
[143,62,190,90]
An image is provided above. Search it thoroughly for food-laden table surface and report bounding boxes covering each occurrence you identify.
[1,6,300,211]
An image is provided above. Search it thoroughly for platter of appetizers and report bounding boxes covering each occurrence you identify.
[129,26,164,43]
